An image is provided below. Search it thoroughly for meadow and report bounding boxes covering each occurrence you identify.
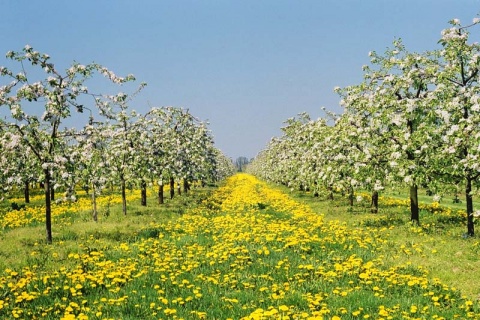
[0,174,479,319]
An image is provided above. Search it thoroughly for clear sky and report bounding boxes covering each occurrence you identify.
[1,1,480,160]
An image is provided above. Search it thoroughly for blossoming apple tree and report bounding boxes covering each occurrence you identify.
[432,18,480,236]
[74,117,113,221]
[0,126,39,203]
[336,39,439,223]
[251,17,480,235]
[0,45,136,242]
[211,148,236,182]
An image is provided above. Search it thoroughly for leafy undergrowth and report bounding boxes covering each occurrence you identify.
[0,174,479,319]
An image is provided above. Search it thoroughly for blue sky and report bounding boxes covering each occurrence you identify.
[1,1,480,160]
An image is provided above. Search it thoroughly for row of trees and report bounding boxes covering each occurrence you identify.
[234,156,250,172]
[0,46,235,243]
[248,18,480,236]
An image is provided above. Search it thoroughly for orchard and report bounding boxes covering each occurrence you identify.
[1,16,480,320]
[0,45,235,243]
[249,18,480,237]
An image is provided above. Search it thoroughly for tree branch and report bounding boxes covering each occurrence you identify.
[465,68,478,84]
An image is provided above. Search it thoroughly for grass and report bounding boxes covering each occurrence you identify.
[0,176,479,319]
[286,186,480,301]
[0,186,214,271]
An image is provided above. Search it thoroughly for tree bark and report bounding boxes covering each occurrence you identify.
[92,183,98,222]
[141,180,147,206]
[158,183,164,204]
[170,177,175,199]
[349,187,354,207]
[410,184,419,224]
[24,181,30,204]
[328,186,334,200]
[371,190,379,213]
[44,170,53,244]
[121,176,127,215]
[466,176,475,236]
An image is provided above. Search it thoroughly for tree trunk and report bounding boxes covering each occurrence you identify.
[92,183,98,222]
[349,187,354,207]
[121,176,127,215]
[183,180,189,194]
[158,183,164,205]
[24,181,30,204]
[465,176,475,236]
[327,186,334,201]
[44,170,53,244]
[410,184,419,224]
[371,190,379,213]
[141,180,147,206]
[170,177,175,199]
[50,186,55,201]
[177,183,181,196]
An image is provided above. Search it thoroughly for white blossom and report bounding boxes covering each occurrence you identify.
[374,181,384,191]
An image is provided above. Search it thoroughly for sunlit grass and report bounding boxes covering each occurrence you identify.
[288,185,480,302]
[0,175,479,319]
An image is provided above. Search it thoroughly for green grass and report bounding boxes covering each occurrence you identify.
[382,186,476,212]
[0,178,479,319]
[285,186,480,301]
[0,186,215,271]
